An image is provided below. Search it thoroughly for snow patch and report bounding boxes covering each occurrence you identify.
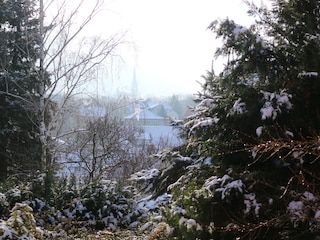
[203,174,232,190]
[256,126,263,137]
[229,98,247,116]
[138,193,171,211]
[199,98,215,106]
[244,193,261,216]
[140,221,152,231]
[203,157,212,165]
[260,103,275,120]
[129,169,160,181]
[298,71,318,77]
[204,174,244,200]
[233,24,247,39]
[292,151,303,159]
[302,191,317,201]
[189,117,219,132]
[292,151,304,164]
[288,200,305,220]
[285,130,294,138]
[315,210,320,219]
[179,217,202,230]
[260,90,292,120]
[215,180,244,200]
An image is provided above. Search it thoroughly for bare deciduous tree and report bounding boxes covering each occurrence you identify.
[38,0,126,175]
[56,97,173,183]
[72,115,140,182]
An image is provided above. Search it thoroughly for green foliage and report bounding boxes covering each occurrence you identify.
[51,174,78,210]
[0,175,157,238]
[47,176,145,231]
[210,0,320,133]
[165,181,213,239]
[180,71,269,170]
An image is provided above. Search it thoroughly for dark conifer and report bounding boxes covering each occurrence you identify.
[0,0,46,178]
[147,1,320,238]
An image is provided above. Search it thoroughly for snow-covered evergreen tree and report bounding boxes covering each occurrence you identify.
[0,0,47,179]
[138,1,320,239]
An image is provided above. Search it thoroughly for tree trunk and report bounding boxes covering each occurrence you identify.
[39,0,48,171]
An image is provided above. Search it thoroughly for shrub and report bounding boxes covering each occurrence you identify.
[0,203,43,239]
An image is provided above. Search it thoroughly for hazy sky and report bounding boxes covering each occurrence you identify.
[82,0,269,97]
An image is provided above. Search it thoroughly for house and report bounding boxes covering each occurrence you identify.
[124,108,167,126]
[124,100,182,147]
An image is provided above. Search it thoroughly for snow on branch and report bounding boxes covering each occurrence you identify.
[203,174,245,200]
[287,191,319,224]
[187,117,219,133]
[199,98,216,107]
[233,24,248,39]
[260,89,292,120]
[129,169,160,182]
[298,71,318,78]
[244,193,261,216]
[228,98,247,116]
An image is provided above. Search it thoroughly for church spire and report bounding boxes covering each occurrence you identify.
[131,68,139,99]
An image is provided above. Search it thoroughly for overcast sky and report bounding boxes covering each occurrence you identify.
[81,0,269,97]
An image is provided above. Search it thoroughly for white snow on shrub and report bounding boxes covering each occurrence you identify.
[260,89,292,120]
[0,193,9,207]
[302,191,318,201]
[179,216,187,225]
[186,218,197,230]
[199,98,216,107]
[305,33,320,41]
[203,174,232,190]
[244,193,261,216]
[292,151,304,159]
[215,180,244,200]
[287,191,319,223]
[315,210,320,219]
[176,155,192,162]
[153,215,162,221]
[285,130,294,138]
[233,24,247,39]
[292,151,305,164]
[168,175,186,191]
[179,217,202,231]
[229,98,247,116]
[260,102,275,120]
[268,198,273,205]
[298,71,318,77]
[129,169,160,181]
[140,221,153,231]
[251,146,258,159]
[129,221,140,228]
[203,157,212,165]
[288,200,305,220]
[204,174,244,200]
[188,97,219,117]
[189,117,219,132]
[138,193,171,211]
[0,220,14,239]
[256,126,263,137]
